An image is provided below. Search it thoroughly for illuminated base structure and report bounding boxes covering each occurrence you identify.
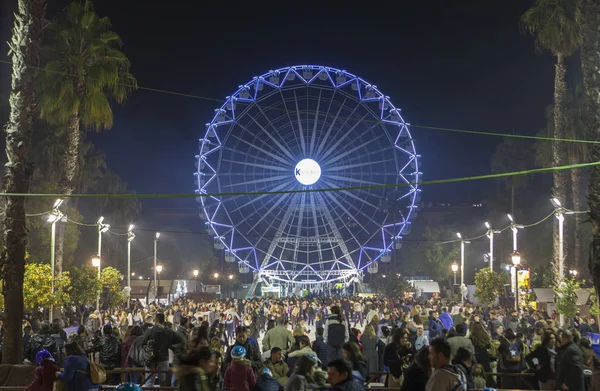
[194,65,421,297]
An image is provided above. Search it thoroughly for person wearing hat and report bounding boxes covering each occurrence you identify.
[224,346,256,391]
[24,350,59,391]
[256,367,280,391]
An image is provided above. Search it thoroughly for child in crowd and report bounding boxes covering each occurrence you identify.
[472,363,487,389]
[223,346,256,391]
[25,350,59,391]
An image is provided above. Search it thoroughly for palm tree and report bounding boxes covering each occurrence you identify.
[38,0,136,278]
[579,0,600,317]
[0,0,45,364]
[521,0,580,284]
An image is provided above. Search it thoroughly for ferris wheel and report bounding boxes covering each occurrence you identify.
[194,65,421,294]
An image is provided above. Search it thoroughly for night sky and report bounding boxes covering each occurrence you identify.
[0,0,560,275]
[23,0,555,209]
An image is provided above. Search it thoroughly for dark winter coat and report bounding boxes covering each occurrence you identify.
[257,373,281,391]
[25,332,58,363]
[25,360,59,391]
[88,334,121,369]
[556,341,585,391]
[311,337,328,369]
[400,361,430,391]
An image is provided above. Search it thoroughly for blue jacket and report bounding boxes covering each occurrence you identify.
[312,337,328,368]
[57,354,99,391]
[257,373,280,391]
[429,318,443,340]
[439,312,454,331]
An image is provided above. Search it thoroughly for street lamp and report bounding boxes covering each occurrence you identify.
[193,269,199,292]
[154,232,160,299]
[95,217,109,311]
[92,255,101,311]
[47,198,63,322]
[156,265,163,300]
[569,269,578,277]
[456,232,470,305]
[451,263,458,285]
[213,272,219,279]
[228,274,234,280]
[484,222,501,271]
[511,251,521,310]
[127,225,135,308]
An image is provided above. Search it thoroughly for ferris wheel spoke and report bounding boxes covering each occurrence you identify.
[278,89,303,155]
[325,174,382,186]
[326,159,394,172]
[293,90,308,155]
[220,146,288,169]
[247,106,296,161]
[319,112,376,163]
[314,98,348,159]
[322,131,386,167]
[222,174,290,189]
[228,180,294,215]
[230,126,291,166]
[320,178,380,210]
[319,190,370,236]
[247,190,295,233]
[309,89,325,156]
[221,160,289,172]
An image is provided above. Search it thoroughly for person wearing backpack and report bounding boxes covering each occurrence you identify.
[425,339,467,391]
[323,306,349,363]
[140,312,180,386]
[497,328,525,388]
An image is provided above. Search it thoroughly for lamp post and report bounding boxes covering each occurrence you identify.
[154,232,160,299]
[193,269,199,292]
[451,263,458,285]
[213,273,219,279]
[569,269,578,278]
[95,217,109,311]
[511,251,521,310]
[127,225,135,308]
[484,222,501,271]
[92,255,101,310]
[47,199,63,322]
[156,265,163,301]
[456,233,470,305]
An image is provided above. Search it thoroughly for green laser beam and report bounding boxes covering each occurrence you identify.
[1,161,596,199]
[1,59,598,145]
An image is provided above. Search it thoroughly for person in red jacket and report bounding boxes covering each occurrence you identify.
[224,345,256,391]
[25,350,59,391]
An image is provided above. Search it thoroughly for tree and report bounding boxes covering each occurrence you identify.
[0,0,45,364]
[522,0,580,287]
[554,277,580,320]
[38,0,136,284]
[100,266,124,309]
[474,269,507,306]
[70,265,101,321]
[579,0,600,325]
[0,263,70,311]
[23,263,71,310]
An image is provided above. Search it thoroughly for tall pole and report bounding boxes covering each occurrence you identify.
[97,228,102,311]
[558,210,565,326]
[460,239,465,306]
[49,220,56,322]
[154,232,160,300]
[127,225,135,309]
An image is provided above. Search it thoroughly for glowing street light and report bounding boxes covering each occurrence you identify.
[451,263,458,285]
[193,269,199,292]
[511,251,521,310]
[228,274,234,280]
[153,232,160,299]
[485,222,501,271]
[213,273,219,279]
[91,255,101,310]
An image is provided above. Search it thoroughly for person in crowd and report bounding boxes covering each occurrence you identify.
[264,347,289,386]
[341,342,367,381]
[447,323,474,360]
[439,308,454,331]
[400,346,431,391]
[256,367,280,391]
[383,328,414,388]
[555,329,584,391]
[312,327,328,369]
[526,329,556,390]
[25,350,59,391]
[87,323,121,385]
[224,346,256,391]
[414,325,429,351]
[451,347,474,390]
[287,335,316,369]
[122,325,144,384]
[428,311,443,340]
[173,346,217,391]
[324,306,349,363]
[497,328,525,388]
[326,358,363,391]
[472,363,486,390]
[262,317,295,355]
[56,341,100,391]
[425,339,466,391]
[25,322,58,364]
[140,312,180,386]
[359,324,379,375]
[285,355,317,391]
[223,326,262,373]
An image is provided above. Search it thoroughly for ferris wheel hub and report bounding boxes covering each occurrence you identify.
[294,159,321,185]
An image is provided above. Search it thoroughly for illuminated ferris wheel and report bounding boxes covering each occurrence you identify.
[194,65,421,295]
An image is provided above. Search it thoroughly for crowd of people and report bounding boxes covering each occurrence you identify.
[18,294,600,391]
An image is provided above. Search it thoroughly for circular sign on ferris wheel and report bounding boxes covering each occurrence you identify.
[294,159,321,186]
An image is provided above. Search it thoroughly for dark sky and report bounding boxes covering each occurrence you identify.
[31,0,555,212]
[0,0,559,275]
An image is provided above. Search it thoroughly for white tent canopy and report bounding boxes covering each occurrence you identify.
[410,280,440,294]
